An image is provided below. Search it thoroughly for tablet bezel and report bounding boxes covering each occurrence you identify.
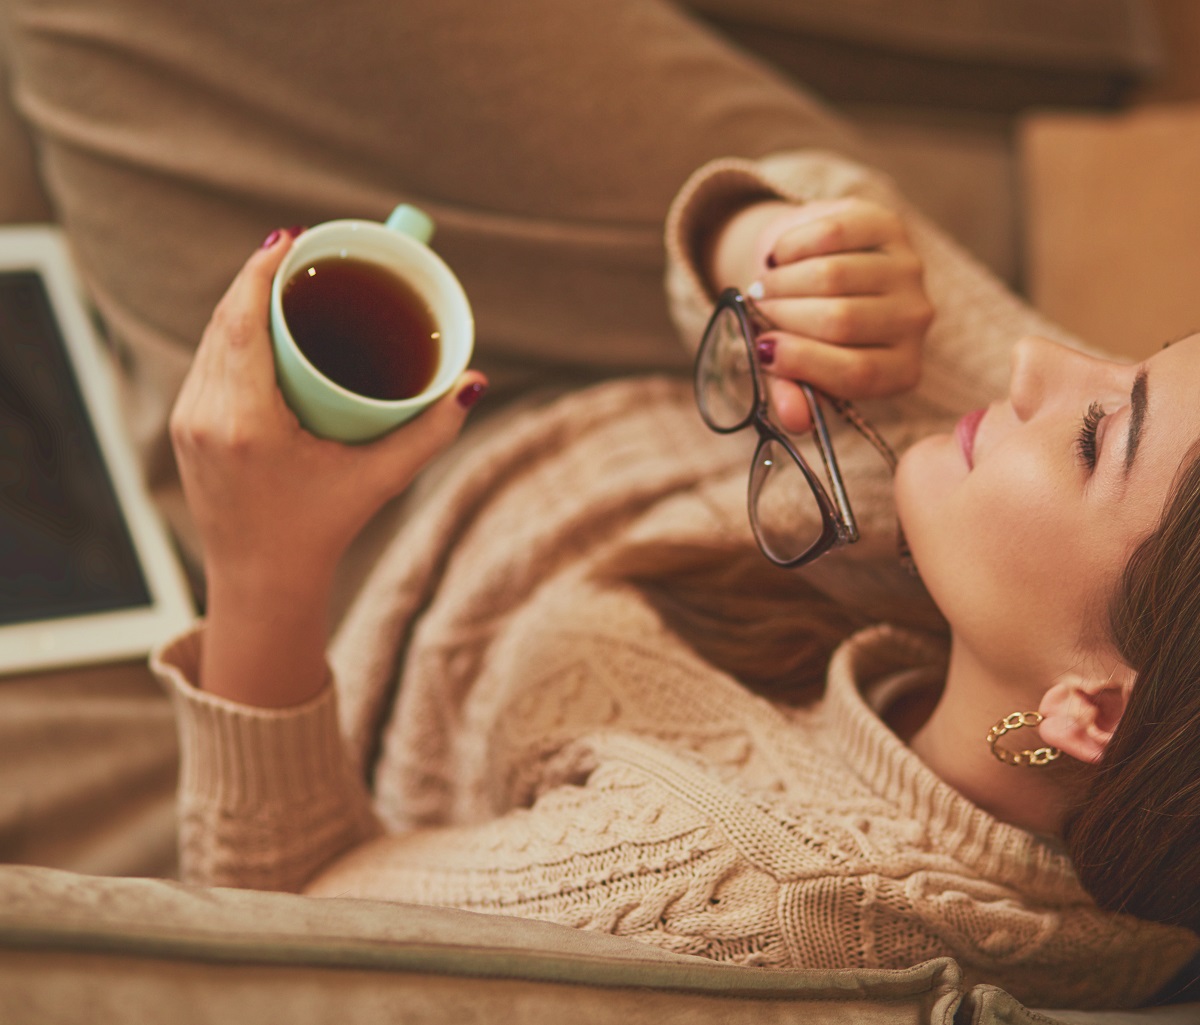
[0,225,194,675]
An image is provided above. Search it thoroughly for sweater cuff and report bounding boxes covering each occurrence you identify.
[664,157,781,349]
[151,624,353,812]
[663,151,903,352]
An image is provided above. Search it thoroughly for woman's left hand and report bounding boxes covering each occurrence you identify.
[170,230,486,708]
[171,231,486,597]
[709,197,934,433]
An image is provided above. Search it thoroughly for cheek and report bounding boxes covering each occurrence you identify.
[893,434,961,549]
[898,432,1068,569]
[895,436,1089,656]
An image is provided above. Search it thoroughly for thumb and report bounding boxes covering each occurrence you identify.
[767,377,814,434]
[360,372,488,495]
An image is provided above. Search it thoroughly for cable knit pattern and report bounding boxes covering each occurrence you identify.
[153,150,1199,1010]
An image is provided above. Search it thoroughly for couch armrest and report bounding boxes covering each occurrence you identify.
[3,864,1198,1025]
[0,864,964,1025]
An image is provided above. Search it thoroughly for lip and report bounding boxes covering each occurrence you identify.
[956,408,986,469]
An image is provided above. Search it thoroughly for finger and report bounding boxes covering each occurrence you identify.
[200,228,296,392]
[768,200,907,266]
[761,333,922,400]
[359,372,489,498]
[173,230,300,450]
[754,295,925,347]
[758,251,910,299]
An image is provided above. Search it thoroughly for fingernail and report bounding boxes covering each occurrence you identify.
[456,380,487,409]
[286,225,307,238]
[746,280,765,300]
[755,339,776,366]
[261,228,284,249]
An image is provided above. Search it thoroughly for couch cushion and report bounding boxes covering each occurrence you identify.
[0,25,52,224]
[683,0,1162,110]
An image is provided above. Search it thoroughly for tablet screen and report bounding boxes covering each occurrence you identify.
[0,270,152,625]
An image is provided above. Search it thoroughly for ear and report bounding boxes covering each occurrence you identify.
[1037,665,1135,764]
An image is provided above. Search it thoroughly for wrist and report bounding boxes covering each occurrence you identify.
[201,565,334,709]
[203,549,337,605]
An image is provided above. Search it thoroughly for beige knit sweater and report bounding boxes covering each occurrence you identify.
[153,152,1198,1009]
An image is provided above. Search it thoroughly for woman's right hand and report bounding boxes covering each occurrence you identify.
[169,229,486,706]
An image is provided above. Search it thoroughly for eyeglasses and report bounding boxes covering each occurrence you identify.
[694,288,898,568]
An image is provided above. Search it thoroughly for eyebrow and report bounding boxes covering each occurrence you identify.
[1124,367,1149,476]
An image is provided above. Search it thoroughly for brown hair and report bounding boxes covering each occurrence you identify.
[600,540,875,705]
[1065,444,1200,932]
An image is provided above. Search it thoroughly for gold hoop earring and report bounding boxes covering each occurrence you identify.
[987,712,1062,767]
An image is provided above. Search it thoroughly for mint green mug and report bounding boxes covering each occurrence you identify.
[269,204,474,443]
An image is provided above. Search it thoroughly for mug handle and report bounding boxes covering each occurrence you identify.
[386,203,435,245]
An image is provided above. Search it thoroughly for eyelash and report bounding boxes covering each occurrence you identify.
[1076,402,1105,471]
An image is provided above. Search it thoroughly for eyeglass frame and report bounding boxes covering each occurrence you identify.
[694,287,897,568]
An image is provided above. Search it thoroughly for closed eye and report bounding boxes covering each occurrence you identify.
[1076,401,1105,471]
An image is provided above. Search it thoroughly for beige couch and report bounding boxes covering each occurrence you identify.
[3,865,1198,1025]
[1,2,1198,1021]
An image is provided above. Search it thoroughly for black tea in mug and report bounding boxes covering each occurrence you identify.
[282,257,440,401]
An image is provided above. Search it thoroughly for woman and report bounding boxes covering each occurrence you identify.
[156,150,1200,1010]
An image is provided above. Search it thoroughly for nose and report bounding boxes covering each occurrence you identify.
[1007,335,1099,421]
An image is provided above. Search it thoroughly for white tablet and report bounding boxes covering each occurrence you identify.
[0,225,194,675]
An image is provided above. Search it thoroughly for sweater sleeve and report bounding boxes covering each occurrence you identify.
[152,625,382,892]
[662,152,908,354]
[662,149,1095,416]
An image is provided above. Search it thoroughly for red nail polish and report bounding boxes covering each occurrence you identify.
[261,228,283,249]
[756,339,776,366]
[286,225,307,238]
[456,381,487,409]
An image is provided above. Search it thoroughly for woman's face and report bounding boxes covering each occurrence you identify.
[895,334,1200,684]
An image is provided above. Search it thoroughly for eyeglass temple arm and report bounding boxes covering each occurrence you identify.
[800,385,858,542]
[824,394,899,473]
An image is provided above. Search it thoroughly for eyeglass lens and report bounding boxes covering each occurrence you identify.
[696,304,755,431]
[750,436,829,565]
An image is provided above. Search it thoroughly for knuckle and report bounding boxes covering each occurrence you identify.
[815,259,846,295]
[879,208,905,237]
[823,299,857,341]
[910,298,935,333]
[814,219,848,252]
[170,414,207,451]
[224,313,257,351]
[167,410,188,447]
[208,298,256,351]
[896,251,923,279]
[207,295,234,335]
[220,419,258,456]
